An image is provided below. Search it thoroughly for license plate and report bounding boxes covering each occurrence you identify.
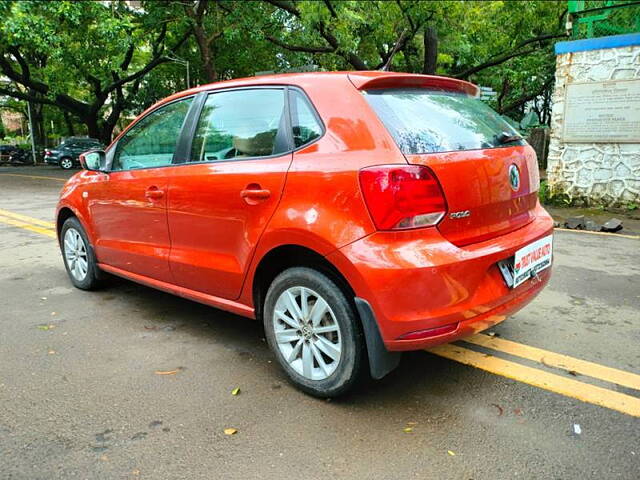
[499,235,553,288]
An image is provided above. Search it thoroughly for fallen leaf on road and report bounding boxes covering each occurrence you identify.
[48,350,56,355]
[447,450,456,456]
[155,370,179,375]
[144,325,158,330]
[224,428,237,435]
[568,370,578,376]
[37,324,55,331]
[100,454,108,461]
[231,388,240,395]
[51,312,56,316]
[403,427,413,433]
[491,403,504,416]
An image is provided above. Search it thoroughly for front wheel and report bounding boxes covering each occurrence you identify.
[59,157,74,170]
[60,217,101,290]
[263,267,365,397]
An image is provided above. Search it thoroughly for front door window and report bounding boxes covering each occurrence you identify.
[112,97,193,171]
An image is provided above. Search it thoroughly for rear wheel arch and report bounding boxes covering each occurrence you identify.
[252,244,355,324]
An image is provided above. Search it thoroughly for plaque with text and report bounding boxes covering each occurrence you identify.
[562,79,640,143]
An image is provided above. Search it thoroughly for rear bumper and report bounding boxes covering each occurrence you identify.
[327,203,553,351]
[44,155,59,165]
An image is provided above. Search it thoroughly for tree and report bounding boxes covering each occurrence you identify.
[259,0,567,123]
[0,1,191,144]
[0,0,570,145]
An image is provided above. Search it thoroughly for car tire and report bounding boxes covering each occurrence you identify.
[60,217,101,290]
[263,267,365,397]
[60,157,74,170]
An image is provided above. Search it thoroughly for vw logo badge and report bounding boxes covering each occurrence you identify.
[509,164,520,191]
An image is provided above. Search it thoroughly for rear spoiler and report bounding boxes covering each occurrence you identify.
[348,72,480,97]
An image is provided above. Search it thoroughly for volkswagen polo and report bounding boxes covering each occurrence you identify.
[56,71,553,397]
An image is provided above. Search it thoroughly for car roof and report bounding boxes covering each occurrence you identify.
[160,70,479,105]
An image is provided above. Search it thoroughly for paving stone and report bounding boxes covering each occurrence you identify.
[565,215,585,229]
[601,218,623,232]
[585,220,601,232]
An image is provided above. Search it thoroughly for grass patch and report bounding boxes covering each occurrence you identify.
[539,180,571,206]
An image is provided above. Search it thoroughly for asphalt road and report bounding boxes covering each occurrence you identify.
[1,166,639,480]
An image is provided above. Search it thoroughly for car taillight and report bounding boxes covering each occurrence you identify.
[45,150,51,155]
[359,165,447,230]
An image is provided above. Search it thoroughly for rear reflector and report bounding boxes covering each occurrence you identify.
[359,165,447,230]
[397,323,458,341]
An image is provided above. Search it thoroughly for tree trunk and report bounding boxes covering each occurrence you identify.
[63,112,75,137]
[84,117,101,143]
[28,100,45,148]
[96,122,116,145]
[422,26,438,75]
[193,26,217,83]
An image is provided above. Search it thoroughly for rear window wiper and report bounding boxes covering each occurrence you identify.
[496,132,523,145]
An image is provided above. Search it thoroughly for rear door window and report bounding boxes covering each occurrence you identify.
[364,88,524,154]
[190,89,288,162]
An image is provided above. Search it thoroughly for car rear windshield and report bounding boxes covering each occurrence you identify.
[364,88,524,154]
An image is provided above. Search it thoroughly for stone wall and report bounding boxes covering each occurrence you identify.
[547,35,640,206]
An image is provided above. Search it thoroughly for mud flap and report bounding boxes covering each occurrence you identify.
[355,297,401,380]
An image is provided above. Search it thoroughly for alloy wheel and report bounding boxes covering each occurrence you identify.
[60,158,73,169]
[272,286,342,381]
[63,227,88,281]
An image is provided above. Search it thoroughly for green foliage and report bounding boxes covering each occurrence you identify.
[539,180,573,206]
[256,1,566,120]
[538,180,550,204]
[0,0,568,143]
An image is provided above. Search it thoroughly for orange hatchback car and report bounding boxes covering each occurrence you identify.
[56,71,553,396]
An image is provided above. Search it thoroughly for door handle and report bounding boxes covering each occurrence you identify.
[240,185,271,204]
[145,186,164,200]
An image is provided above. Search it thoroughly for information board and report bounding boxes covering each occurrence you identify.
[562,79,640,143]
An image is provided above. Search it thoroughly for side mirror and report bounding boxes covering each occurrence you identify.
[79,149,106,171]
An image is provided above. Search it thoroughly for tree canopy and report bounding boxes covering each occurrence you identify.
[0,0,567,146]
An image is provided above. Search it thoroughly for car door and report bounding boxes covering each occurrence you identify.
[87,96,194,283]
[167,87,292,299]
[68,141,84,159]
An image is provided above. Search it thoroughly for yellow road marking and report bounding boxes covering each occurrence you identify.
[465,334,640,391]
[0,173,66,182]
[0,215,56,238]
[555,227,639,240]
[0,208,55,228]
[428,344,640,417]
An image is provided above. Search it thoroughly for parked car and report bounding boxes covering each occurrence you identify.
[0,144,19,163]
[8,148,32,164]
[45,137,103,169]
[55,71,553,397]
